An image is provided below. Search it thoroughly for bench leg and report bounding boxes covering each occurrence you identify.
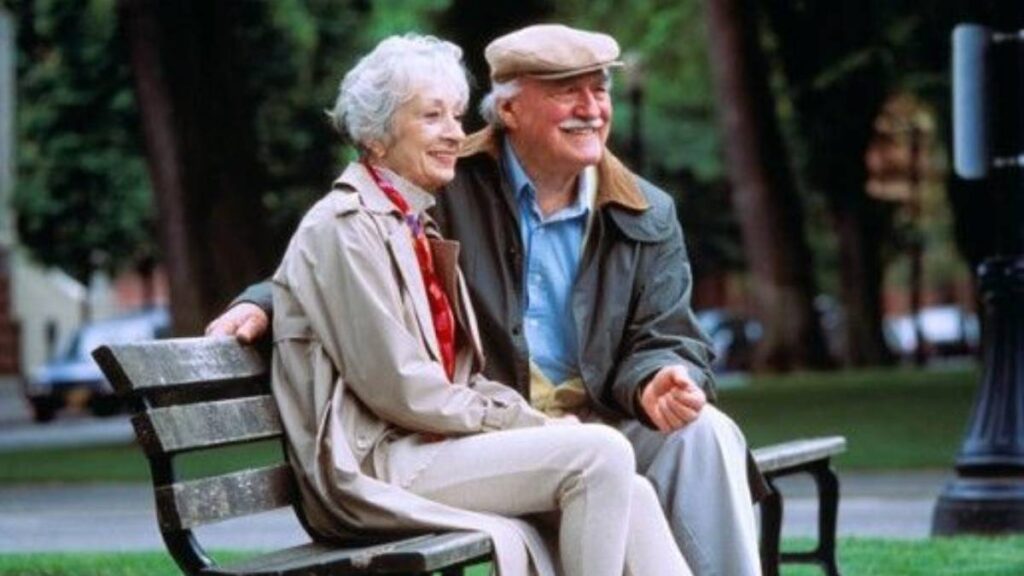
[759,477,782,576]
[811,459,840,576]
[776,459,841,576]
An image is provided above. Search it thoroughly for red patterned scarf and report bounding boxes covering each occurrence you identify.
[363,161,457,381]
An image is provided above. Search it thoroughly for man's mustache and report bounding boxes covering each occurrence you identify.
[559,118,604,130]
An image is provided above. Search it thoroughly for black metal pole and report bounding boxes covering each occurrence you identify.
[932,5,1024,535]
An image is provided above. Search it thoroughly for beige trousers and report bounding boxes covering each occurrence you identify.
[384,423,691,576]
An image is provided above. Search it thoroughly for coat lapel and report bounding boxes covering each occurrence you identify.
[385,220,443,365]
[344,162,445,364]
[429,236,485,367]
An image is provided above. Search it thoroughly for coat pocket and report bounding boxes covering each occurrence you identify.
[338,388,389,467]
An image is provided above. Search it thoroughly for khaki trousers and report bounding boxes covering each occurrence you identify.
[384,424,691,576]
[620,406,761,576]
[529,364,760,576]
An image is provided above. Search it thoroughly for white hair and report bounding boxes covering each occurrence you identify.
[478,79,522,128]
[328,34,469,151]
[478,71,614,128]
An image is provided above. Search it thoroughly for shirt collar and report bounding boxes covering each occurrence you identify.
[502,138,533,201]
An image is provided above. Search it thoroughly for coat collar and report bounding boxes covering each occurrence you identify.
[459,126,649,213]
[333,162,436,216]
[332,161,486,371]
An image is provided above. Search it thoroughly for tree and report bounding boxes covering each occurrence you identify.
[758,0,989,365]
[119,0,284,334]
[701,0,831,370]
[10,0,154,285]
[119,0,370,334]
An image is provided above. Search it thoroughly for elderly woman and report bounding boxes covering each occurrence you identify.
[272,35,689,576]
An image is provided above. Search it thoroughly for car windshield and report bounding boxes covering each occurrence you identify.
[58,313,168,361]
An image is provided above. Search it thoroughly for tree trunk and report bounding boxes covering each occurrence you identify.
[833,193,891,365]
[759,0,894,367]
[119,0,273,334]
[703,0,831,370]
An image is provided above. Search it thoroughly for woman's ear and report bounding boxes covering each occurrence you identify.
[365,140,387,160]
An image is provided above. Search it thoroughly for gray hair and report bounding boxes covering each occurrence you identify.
[329,34,469,151]
[478,79,522,128]
[478,71,614,128]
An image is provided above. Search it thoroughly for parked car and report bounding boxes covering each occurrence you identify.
[24,307,171,422]
[696,308,763,373]
[883,305,980,360]
[697,298,844,371]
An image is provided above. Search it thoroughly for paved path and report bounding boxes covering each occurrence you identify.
[0,471,951,552]
[0,415,134,452]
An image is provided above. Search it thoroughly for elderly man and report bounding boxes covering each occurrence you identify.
[211,24,765,576]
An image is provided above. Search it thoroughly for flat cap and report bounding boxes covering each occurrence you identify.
[485,24,622,83]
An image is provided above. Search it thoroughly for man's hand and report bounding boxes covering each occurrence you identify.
[640,365,707,433]
[204,302,269,344]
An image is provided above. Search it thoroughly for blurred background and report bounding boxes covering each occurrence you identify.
[0,0,1005,422]
[3,3,1024,571]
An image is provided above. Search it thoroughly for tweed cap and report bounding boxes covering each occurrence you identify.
[485,24,623,83]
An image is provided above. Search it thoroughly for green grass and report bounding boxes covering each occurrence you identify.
[719,366,978,469]
[0,366,981,483]
[1,537,1021,575]
[0,440,283,484]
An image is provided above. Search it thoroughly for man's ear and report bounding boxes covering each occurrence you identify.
[498,98,518,130]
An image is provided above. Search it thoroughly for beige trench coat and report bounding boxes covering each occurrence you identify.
[271,163,554,576]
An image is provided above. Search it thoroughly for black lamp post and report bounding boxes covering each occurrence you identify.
[932,8,1024,535]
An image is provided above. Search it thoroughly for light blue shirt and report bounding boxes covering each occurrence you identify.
[503,140,591,385]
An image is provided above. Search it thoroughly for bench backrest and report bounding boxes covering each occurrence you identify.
[92,337,297,575]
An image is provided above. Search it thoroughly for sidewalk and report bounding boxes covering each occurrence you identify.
[0,471,951,552]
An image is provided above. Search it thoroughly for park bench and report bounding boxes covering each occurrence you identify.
[93,337,846,576]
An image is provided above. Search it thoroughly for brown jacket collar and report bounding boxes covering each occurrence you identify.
[459,126,649,212]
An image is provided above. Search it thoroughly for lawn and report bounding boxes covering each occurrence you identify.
[0,440,283,484]
[0,366,980,483]
[719,366,978,469]
[1,537,1022,575]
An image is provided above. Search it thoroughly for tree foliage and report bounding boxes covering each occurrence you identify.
[9,0,154,283]
[758,0,992,365]
[10,0,996,357]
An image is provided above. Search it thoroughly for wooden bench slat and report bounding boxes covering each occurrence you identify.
[133,395,283,456]
[369,531,493,572]
[156,464,295,530]
[93,337,267,397]
[753,436,847,474]
[205,533,492,576]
